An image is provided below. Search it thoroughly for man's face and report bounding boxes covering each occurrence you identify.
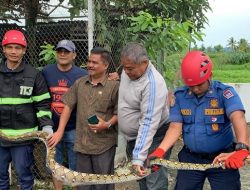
[3,44,26,63]
[87,53,108,77]
[121,57,148,80]
[56,48,76,66]
[189,80,210,96]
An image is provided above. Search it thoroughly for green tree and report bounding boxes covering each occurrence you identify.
[0,0,212,77]
[127,11,203,87]
[238,38,250,52]
[206,46,213,52]
[0,1,211,51]
[227,37,237,51]
[214,44,223,52]
[94,0,211,29]
[0,0,211,29]
[200,44,206,51]
[0,0,52,26]
[86,0,212,70]
[80,0,211,48]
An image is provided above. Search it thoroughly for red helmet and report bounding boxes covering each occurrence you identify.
[181,50,212,86]
[2,30,27,47]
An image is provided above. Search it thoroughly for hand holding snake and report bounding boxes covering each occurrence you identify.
[1,131,247,187]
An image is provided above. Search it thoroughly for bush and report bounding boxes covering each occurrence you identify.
[226,52,250,65]
[39,42,56,65]
[208,52,228,70]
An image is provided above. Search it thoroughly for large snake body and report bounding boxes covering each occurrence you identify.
[0,131,222,187]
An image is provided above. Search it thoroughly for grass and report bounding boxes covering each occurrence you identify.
[213,63,250,83]
[213,69,250,83]
[209,52,250,82]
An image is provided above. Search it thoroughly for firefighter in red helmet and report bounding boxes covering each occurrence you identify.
[0,30,53,189]
[149,51,249,190]
[2,29,27,47]
[2,30,27,70]
[181,50,212,86]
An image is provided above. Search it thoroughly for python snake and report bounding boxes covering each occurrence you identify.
[0,131,223,187]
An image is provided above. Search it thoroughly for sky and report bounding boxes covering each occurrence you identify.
[197,0,250,47]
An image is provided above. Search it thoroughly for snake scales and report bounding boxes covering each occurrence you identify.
[0,131,222,187]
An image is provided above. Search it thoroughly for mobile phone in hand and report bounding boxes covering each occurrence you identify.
[87,114,99,124]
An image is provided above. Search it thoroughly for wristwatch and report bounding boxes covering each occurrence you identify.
[235,143,249,151]
[106,122,112,129]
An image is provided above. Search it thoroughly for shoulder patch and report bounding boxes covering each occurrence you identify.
[223,89,234,99]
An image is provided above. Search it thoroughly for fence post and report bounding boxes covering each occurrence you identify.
[88,0,94,54]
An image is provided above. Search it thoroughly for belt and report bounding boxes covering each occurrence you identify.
[184,144,235,160]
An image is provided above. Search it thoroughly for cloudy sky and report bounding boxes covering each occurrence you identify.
[197,0,250,47]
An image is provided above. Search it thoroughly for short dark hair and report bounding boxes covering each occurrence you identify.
[90,47,111,65]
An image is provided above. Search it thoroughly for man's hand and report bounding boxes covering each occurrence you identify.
[224,149,249,169]
[213,152,234,165]
[88,117,109,133]
[147,148,165,172]
[167,91,175,108]
[247,155,250,164]
[42,125,53,137]
[132,164,148,177]
[108,72,119,81]
[47,130,64,148]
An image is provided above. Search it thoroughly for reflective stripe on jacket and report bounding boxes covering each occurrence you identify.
[0,58,53,136]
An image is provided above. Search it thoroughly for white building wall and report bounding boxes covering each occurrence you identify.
[226,83,250,123]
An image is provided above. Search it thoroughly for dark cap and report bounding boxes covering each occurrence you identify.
[56,40,76,52]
